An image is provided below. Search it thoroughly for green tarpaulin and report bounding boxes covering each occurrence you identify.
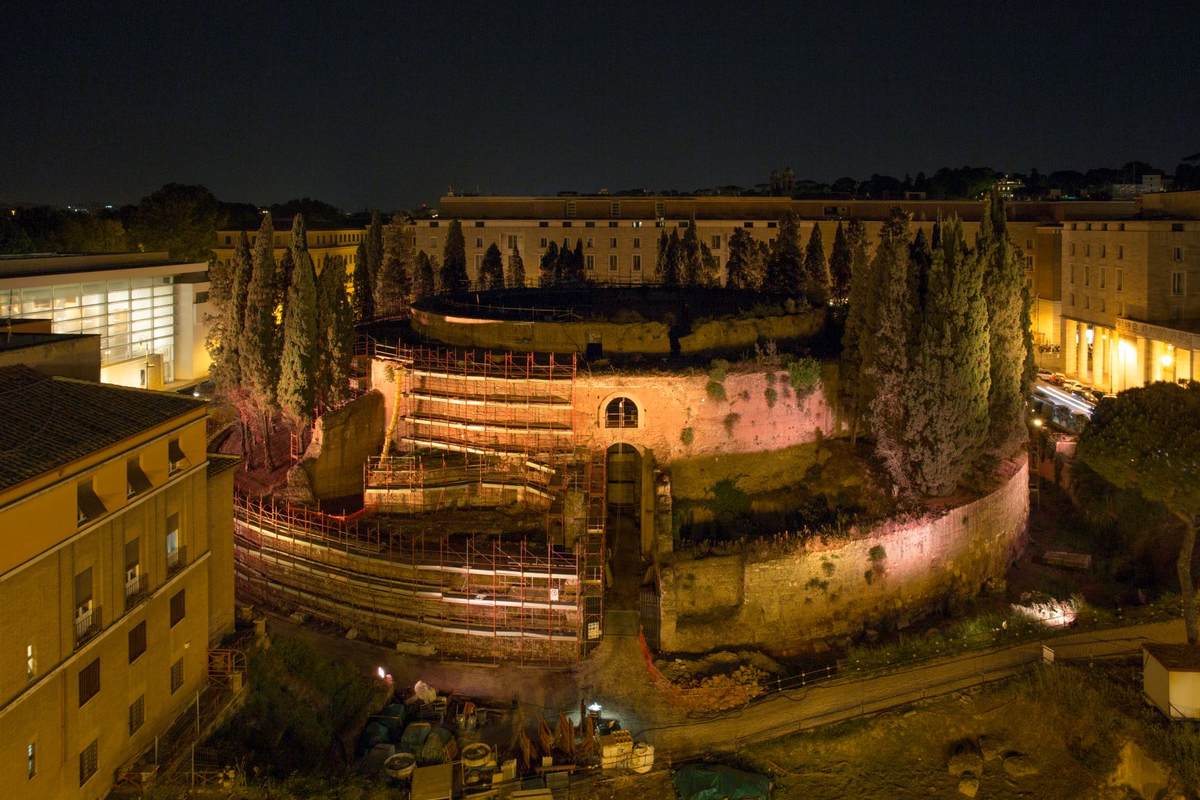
[672,764,772,800]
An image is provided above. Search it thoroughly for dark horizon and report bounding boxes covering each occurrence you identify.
[2,1,1197,211]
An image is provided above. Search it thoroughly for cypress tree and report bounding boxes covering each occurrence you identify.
[681,215,703,286]
[766,211,805,296]
[275,247,295,340]
[908,228,933,344]
[570,239,586,282]
[317,254,354,408]
[904,219,990,495]
[440,219,468,292]
[662,230,683,286]
[828,221,852,302]
[1020,283,1037,396]
[931,219,942,248]
[364,210,383,291]
[241,214,280,468]
[208,230,251,394]
[413,251,436,298]
[352,241,374,321]
[838,219,873,445]
[277,215,319,426]
[979,190,1028,458]
[509,241,526,287]
[866,209,916,491]
[725,228,760,290]
[376,216,412,317]
[697,243,719,287]
[654,230,671,285]
[803,223,830,304]
[479,243,505,290]
[540,241,559,286]
[553,240,574,283]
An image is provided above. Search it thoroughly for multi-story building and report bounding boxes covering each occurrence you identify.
[419,195,1131,346]
[212,222,368,274]
[1061,190,1200,391]
[0,253,212,388]
[0,363,237,800]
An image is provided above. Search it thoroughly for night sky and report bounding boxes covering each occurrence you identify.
[2,1,1197,211]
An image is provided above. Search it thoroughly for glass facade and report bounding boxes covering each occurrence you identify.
[0,277,176,382]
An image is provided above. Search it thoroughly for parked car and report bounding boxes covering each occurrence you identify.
[1036,368,1055,382]
[1062,379,1084,393]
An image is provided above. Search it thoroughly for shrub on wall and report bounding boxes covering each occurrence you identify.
[680,427,695,447]
[787,357,822,398]
[764,387,778,408]
[706,380,728,402]
[708,359,730,383]
[723,412,741,436]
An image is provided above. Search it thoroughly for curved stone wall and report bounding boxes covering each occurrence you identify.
[410,306,825,356]
[656,461,1029,655]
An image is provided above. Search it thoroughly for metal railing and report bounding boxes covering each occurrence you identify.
[167,546,187,578]
[125,574,146,612]
[74,606,102,650]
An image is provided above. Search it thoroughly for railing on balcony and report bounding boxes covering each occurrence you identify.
[167,545,187,578]
[125,574,146,612]
[74,606,102,650]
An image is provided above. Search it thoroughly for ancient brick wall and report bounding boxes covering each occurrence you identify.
[298,391,386,500]
[657,461,1029,655]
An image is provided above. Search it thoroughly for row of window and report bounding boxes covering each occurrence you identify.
[1068,265,1188,297]
[424,217,780,230]
[77,439,189,528]
[1069,243,1125,259]
[221,232,363,246]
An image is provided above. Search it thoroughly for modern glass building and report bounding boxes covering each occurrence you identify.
[0,253,211,388]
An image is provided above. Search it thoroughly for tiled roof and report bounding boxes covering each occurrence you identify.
[206,453,242,478]
[0,365,206,493]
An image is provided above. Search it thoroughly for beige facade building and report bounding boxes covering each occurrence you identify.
[212,223,367,274]
[1061,191,1200,391]
[0,364,237,800]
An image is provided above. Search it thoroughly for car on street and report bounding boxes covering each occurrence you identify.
[1036,368,1055,382]
[1049,373,1066,386]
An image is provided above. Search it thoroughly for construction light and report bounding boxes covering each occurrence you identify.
[377,666,386,679]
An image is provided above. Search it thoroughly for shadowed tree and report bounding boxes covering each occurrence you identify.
[725,228,764,290]
[696,242,719,287]
[1078,382,1200,644]
[479,243,505,290]
[129,183,225,262]
[540,241,559,286]
[352,241,374,321]
[839,218,873,444]
[317,254,354,409]
[375,215,412,317]
[207,230,251,394]
[440,219,468,292]
[804,223,830,304]
[364,211,383,291]
[275,247,295,338]
[241,213,280,468]
[828,221,852,302]
[508,241,526,287]
[766,211,805,296]
[412,251,436,298]
[980,190,1029,458]
[681,215,703,286]
[277,216,318,426]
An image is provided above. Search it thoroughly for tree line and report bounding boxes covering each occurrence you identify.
[839,191,1035,497]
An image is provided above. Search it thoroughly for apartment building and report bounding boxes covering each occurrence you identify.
[1061,192,1200,391]
[0,253,212,388]
[0,364,237,800]
[212,222,368,274]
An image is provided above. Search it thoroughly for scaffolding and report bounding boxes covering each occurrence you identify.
[234,341,608,663]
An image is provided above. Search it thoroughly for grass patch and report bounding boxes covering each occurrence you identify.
[680,426,694,447]
[705,379,727,402]
[722,412,741,435]
[787,357,822,398]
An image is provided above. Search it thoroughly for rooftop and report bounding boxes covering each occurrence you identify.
[0,364,207,493]
[0,251,207,280]
[206,453,242,479]
[1143,643,1200,672]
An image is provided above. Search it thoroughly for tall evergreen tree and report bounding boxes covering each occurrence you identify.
[803,223,830,304]
[376,216,412,317]
[207,230,251,394]
[725,228,763,290]
[241,214,281,468]
[903,219,990,495]
[979,190,1028,458]
[275,247,295,341]
[570,239,586,282]
[352,241,375,321]
[440,219,469,292]
[540,241,559,286]
[1020,284,1038,396]
[681,216,703,286]
[278,215,319,426]
[839,219,874,444]
[662,230,684,286]
[766,211,805,296]
[866,209,916,491]
[479,243,505,290]
[317,254,354,409]
[931,219,942,248]
[413,251,436,298]
[509,241,526,287]
[654,230,672,285]
[908,228,933,344]
[696,243,719,287]
[828,221,852,302]
[364,210,383,291]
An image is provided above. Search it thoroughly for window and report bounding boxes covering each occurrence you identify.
[506,235,517,250]
[79,658,100,706]
[608,220,618,228]
[609,255,618,272]
[1172,223,1185,232]
[633,237,641,248]
[77,479,107,526]
[563,238,570,248]
[585,221,595,228]
[1100,298,1106,312]
[633,254,642,272]
[1026,239,1033,250]
[539,237,547,248]
[1070,243,1076,256]
[171,658,184,693]
[194,291,209,304]
[74,567,94,644]
[26,644,35,681]
[566,201,576,218]
[1174,246,1185,262]
[1069,264,1075,284]
[127,457,152,498]
[130,695,145,735]
[224,235,231,245]
[170,589,186,627]
[166,513,182,575]
[1085,244,1091,257]
[655,202,664,218]
[562,221,572,228]
[611,201,621,218]
[678,221,688,228]
[538,221,548,228]
[632,221,642,228]
[744,222,754,228]
[79,740,98,786]
[129,621,146,663]
[1118,245,1124,259]
[1116,269,1123,292]
[767,221,777,229]
[1100,244,1106,258]
[27,742,35,780]
[586,237,593,248]
[474,221,484,228]
[1172,272,1185,296]
[429,236,438,248]
[474,254,483,273]
[1084,295,1090,310]
[428,220,439,228]
[125,538,142,608]
[1101,223,1108,231]
[1119,223,1126,231]
[712,235,721,249]
[1084,266,1090,287]
[610,237,617,248]
[1070,293,1075,306]
[585,255,595,271]
[1099,267,1105,289]
[605,397,638,428]
[475,237,483,248]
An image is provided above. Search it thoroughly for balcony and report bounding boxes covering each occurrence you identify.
[167,545,187,578]
[125,574,147,612]
[74,606,102,650]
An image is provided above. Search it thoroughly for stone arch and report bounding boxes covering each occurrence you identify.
[598,392,644,430]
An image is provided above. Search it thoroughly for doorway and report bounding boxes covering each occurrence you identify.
[606,443,642,611]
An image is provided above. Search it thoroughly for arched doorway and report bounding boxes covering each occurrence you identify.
[606,443,642,611]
